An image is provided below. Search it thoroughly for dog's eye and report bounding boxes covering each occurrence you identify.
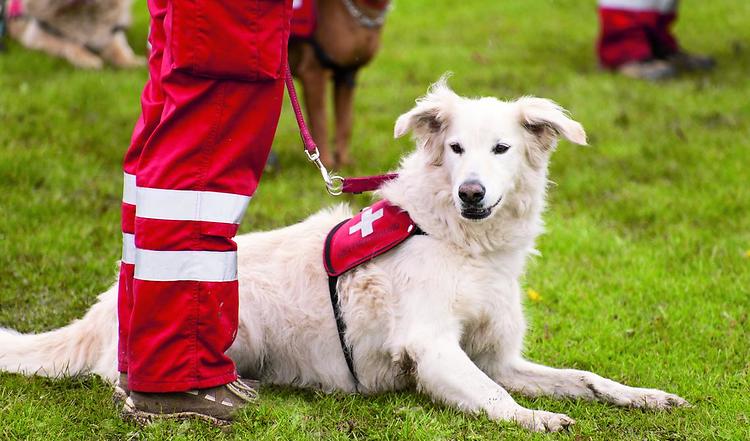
[492,143,510,155]
[449,142,464,154]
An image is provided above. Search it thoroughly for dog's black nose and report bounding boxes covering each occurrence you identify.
[458,180,486,205]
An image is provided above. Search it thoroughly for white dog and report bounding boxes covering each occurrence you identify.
[0,79,688,432]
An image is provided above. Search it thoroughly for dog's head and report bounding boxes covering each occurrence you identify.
[393,77,586,223]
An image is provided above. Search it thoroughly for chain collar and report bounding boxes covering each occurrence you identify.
[340,0,391,29]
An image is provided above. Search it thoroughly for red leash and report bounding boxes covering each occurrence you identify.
[284,64,397,195]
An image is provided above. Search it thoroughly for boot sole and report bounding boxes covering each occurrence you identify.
[112,386,129,408]
[122,399,231,427]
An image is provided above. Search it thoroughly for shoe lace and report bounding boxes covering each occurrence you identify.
[226,379,259,402]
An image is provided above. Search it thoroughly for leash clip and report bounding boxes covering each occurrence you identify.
[306,148,344,196]
[327,175,344,196]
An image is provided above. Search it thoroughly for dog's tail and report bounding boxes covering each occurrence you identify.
[0,285,119,383]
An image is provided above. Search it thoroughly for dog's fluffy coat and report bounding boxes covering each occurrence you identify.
[0,80,688,432]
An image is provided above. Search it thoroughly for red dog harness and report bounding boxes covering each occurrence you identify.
[324,200,423,277]
[291,0,316,38]
[323,200,424,387]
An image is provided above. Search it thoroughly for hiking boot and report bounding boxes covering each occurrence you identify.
[667,51,716,72]
[113,372,130,407]
[617,59,677,81]
[122,378,260,426]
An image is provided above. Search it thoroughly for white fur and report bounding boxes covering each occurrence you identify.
[0,80,688,432]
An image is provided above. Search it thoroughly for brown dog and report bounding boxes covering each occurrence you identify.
[4,0,143,69]
[289,0,390,169]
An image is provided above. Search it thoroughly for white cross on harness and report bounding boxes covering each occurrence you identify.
[349,207,384,238]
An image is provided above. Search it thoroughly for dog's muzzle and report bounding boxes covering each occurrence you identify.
[458,180,501,220]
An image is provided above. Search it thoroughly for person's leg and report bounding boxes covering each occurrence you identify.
[128,76,284,392]
[653,2,715,72]
[598,0,683,61]
[597,1,654,68]
[597,0,677,79]
[117,0,167,400]
[652,3,679,58]
[123,0,291,423]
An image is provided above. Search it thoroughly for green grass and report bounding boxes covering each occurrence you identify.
[1,0,749,439]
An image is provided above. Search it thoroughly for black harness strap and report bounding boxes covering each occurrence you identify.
[328,274,360,389]
[36,19,66,38]
[308,37,361,88]
[35,19,123,54]
[323,219,361,389]
[324,219,426,391]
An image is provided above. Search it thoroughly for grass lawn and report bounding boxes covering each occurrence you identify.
[1,0,749,439]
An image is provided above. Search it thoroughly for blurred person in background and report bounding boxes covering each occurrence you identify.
[597,0,715,80]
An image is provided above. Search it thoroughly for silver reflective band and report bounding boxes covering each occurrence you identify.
[136,187,251,224]
[123,173,137,205]
[598,0,676,13]
[122,233,136,265]
[134,249,238,282]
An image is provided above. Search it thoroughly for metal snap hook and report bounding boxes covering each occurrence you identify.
[326,175,344,196]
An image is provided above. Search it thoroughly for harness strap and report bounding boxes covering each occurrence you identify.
[33,19,117,54]
[324,217,426,390]
[308,37,361,87]
[328,274,361,389]
[36,19,65,38]
[34,19,95,53]
[324,219,361,390]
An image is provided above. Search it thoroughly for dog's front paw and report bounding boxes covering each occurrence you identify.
[68,50,103,69]
[118,55,146,69]
[620,388,690,410]
[587,378,690,410]
[511,408,575,432]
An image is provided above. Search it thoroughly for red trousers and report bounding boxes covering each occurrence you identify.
[597,0,679,68]
[118,0,292,392]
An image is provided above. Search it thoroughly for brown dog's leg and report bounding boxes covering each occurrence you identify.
[100,31,145,69]
[333,78,355,169]
[11,19,103,69]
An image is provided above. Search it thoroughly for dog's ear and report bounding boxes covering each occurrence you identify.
[394,76,459,141]
[516,97,587,147]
